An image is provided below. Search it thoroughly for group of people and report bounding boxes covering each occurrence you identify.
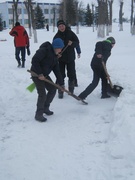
[9,20,116,122]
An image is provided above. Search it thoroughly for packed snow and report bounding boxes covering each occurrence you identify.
[0,23,135,180]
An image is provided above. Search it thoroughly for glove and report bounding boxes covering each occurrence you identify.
[27,47,31,56]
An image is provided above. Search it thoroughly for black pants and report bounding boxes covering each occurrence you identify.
[32,76,56,116]
[79,66,107,99]
[59,60,76,82]
[15,47,26,62]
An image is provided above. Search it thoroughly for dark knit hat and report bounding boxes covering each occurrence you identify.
[52,38,64,49]
[107,37,116,44]
[15,22,20,26]
[57,20,66,27]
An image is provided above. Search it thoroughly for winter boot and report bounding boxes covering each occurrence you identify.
[44,107,54,116]
[35,114,47,122]
[101,94,111,99]
[22,61,25,68]
[17,60,21,67]
[74,78,78,87]
[58,88,64,99]
[68,80,75,94]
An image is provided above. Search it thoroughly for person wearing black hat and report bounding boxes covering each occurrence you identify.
[53,20,80,98]
[9,22,30,68]
[30,38,65,122]
[78,37,116,100]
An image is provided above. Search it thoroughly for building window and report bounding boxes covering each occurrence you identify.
[19,19,22,24]
[51,19,53,24]
[23,9,28,14]
[8,8,13,14]
[45,19,48,24]
[24,19,28,24]
[18,9,22,15]
[50,9,54,14]
[9,19,13,25]
[44,9,49,14]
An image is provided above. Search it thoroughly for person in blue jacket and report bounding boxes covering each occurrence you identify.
[78,37,116,100]
[30,38,64,122]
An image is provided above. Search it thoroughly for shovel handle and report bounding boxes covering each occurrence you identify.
[101,61,113,89]
[27,70,66,92]
[60,44,69,55]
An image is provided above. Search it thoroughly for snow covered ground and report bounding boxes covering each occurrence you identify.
[0,23,135,180]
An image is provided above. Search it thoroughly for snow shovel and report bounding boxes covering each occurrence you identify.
[26,45,69,93]
[27,70,88,105]
[26,82,35,92]
[102,61,123,97]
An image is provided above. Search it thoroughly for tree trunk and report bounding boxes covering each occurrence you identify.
[119,1,123,31]
[108,0,113,32]
[98,24,105,38]
[76,1,79,34]
[24,0,32,37]
[129,0,135,35]
[105,0,109,36]
[97,0,106,38]
[132,14,135,35]
[52,7,56,33]
[30,1,38,43]
[92,4,95,32]
[63,0,67,22]
[13,0,19,22]
[12,5,15,27]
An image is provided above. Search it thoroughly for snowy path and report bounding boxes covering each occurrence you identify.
[1,25,135,180]
[0,61,117,179]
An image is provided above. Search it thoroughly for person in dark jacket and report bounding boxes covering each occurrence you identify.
[30,38,64,122]
[78,37,116,100]
[53,20,80,98]
[9,22,30,68]
[46,24,49,31]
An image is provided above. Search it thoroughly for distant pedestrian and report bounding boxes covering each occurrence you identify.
[30,38,64,122]
[9,22,30,68]
[78,37,116,100]
[53,20,80,98]
[46,24,49,31]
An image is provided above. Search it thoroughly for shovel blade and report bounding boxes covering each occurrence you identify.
[26,83,36,92]
[107,84,123,97]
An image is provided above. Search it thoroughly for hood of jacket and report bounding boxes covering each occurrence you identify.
[14,25,25,31]
[39,41,53,51]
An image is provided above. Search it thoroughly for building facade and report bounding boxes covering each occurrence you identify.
[0,1,60,28]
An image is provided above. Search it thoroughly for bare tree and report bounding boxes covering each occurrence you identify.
[131,0,134,30]
[29,0,38,43]
[119,0,124,31]
[97,0,108,38]
[130,0,135,35]
[105,0,109,36]
[59,0,78,25]
[75,0,79,34]
[24,0,32,37]
[52,6,56,32]
[92,3,95,32]
[108,0,113,32]
[12,0,19,27]
[63,0,67,22]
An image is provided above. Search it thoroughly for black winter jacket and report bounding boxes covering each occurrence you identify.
[53,28,79,63]
[91,41,112,68]
[31,42,64,85]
